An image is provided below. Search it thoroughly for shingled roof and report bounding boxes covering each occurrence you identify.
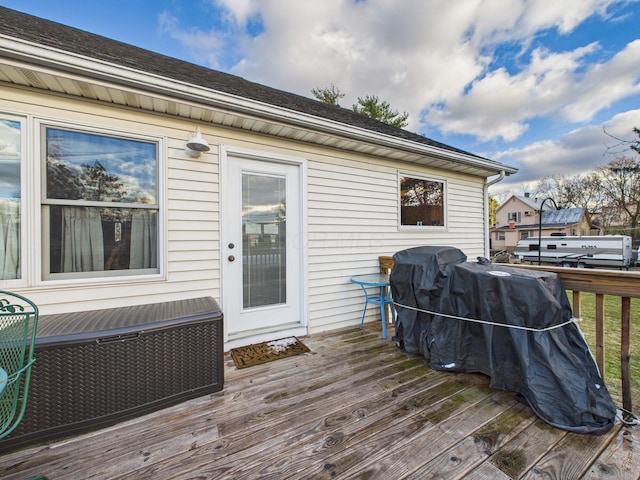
[0,6,516,176]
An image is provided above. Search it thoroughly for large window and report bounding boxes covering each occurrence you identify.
[0,118,21,281]
[399,174,446,227]
[42,127,159,279]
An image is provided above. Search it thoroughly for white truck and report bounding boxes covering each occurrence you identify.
[514,235,635,269]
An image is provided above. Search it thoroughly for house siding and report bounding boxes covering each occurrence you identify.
[2,84,488,339]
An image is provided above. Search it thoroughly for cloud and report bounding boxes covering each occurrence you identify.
[158,11,229,69]
[426,42,607,142]
[561,39,640,122]
[490,108,640,194]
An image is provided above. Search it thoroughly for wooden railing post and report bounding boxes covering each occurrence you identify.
[595,294,606,379]
[572,291,581,319]
[621,296,633,420]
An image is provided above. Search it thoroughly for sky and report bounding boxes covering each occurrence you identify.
[2,0,640,196]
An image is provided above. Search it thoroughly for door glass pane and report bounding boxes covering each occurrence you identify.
[0,120,21,280]
[242,172,286,308]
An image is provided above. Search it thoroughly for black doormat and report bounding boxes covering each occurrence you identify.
[230,337,310,369]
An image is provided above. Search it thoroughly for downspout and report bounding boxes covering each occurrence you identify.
[484,170,506,258]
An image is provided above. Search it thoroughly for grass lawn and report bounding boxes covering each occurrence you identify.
[568,291,640,419]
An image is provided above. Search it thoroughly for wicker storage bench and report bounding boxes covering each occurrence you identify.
[0,297,223,452]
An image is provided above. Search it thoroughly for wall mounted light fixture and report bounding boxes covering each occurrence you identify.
[185,127,211,157]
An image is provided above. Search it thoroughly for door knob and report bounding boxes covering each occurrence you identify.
[228,255,235,262]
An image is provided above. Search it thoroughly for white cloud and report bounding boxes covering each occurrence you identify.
[427,43,602,141]
[490,108,640,194]
[561,39,640,122]
[158,11,228,69]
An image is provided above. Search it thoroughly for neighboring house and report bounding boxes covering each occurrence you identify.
[0,7,516,349]
[491,194,591,251]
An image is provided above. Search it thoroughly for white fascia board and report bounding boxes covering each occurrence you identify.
[0,35,516,176]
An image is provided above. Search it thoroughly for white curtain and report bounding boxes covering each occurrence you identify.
[61,207,104,272]
[130,210,157,269]
[0,200,20,280]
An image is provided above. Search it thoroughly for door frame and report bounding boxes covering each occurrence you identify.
[219,145,308,349]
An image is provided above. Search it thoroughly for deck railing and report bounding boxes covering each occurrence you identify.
[379,256,637,420]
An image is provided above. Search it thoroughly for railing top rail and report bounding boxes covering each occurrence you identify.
[379,256,640,298]
[509,264,640,298]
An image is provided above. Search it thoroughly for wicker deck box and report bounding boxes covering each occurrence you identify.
[0,297,224,452]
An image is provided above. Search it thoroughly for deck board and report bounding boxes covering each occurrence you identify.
[0,324,636,480]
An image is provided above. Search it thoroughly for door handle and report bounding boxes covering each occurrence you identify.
[228,255,235,262]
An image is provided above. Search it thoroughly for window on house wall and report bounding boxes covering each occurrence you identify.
[520,231,530,239]
[496,231,505,240]
[0,117,22,281]
[508,212,521,222]
[42,126,160,279]
[399,173,446,227]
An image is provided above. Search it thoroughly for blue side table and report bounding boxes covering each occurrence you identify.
[350,273,396,339]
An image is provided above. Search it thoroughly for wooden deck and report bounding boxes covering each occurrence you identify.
[1,324,639,479]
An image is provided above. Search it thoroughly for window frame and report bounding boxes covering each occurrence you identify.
[397,171,447,230]
[0,114,27,287]
[36,120,166,284]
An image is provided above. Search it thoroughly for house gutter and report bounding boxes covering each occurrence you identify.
[484,170,507,258]
[0,36,517,177]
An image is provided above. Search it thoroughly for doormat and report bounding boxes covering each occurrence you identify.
[230,337,310,369]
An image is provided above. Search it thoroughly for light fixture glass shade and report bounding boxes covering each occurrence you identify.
[185,129,211,153]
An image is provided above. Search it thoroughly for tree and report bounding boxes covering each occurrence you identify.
[533,173,603,214]
[596,156,640,231]
[352,94,409,128]
[488,194,499,227]
[311,84,345,106]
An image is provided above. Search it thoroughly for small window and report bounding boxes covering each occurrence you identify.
[42,127,160,279]
[399,174,445,227]
[0,118,22,281]
[496,232,505,241]
[508,212,522,222]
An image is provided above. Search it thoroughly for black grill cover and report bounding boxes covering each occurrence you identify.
[390,246,616,434]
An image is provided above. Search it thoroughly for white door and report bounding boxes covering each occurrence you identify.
[221,150,304,340]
